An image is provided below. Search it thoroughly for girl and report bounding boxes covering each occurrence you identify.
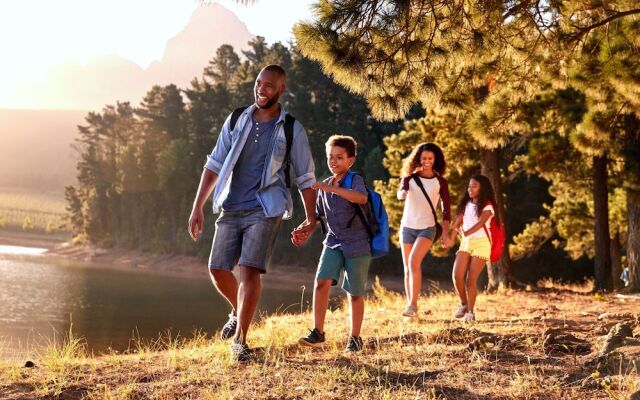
[295,135,371,353]
[397,143,451,317]
[450,174,497,322]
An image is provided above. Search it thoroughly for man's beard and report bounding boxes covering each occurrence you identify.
[255,93,280,109]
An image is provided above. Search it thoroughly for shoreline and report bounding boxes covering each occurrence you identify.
[0,228,407,292]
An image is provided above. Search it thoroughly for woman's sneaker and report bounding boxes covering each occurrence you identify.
[454,303,468,319]
[344,336,364,353]
[298,328,326,348]
[402,304,417,317]
[220,312,238,340]
[463,311,475,323]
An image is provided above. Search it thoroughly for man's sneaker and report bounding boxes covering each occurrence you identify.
[298,328,326,348]
[463,311,475,323]
[230,339,251,362]
[402,304,417,317]
[220,312,237,340]
[454,303,468,319]
[344,336,364,353]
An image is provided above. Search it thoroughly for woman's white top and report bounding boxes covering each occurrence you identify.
[400,175,451,230]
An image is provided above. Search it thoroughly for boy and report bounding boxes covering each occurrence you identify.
[293,135,371,352]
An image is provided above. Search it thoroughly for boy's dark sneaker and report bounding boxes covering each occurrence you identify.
[230,339,251,362]
[220,312,237,340]
[298,328,326,348]
[344,335,364,353]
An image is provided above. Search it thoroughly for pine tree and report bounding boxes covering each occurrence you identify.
[510,7,639,290]
[204,44,241,88]
[564,15,640,291]
[294,0,640,289]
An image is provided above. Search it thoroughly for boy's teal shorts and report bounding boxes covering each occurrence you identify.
[316,246,371,296]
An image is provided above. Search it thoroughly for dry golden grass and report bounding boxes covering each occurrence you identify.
[1,279,639,399]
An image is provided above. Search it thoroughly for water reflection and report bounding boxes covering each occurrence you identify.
[0,245,47,256]
[0,252,312,358]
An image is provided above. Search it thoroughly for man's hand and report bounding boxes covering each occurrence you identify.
[188,207,205,241]
[291,218,317,246]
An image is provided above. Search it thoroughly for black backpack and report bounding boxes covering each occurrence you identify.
[229,106,296,188]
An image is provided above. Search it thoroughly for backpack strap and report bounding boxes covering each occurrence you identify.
[229,106,249,131]
[481,201,494,245]
[344,172,375,239]
[411,173,439,223]
[283,114,295,188]
[344,171,355,189]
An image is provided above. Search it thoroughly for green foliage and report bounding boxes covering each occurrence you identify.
[294,1,560,122]
[66,37,402,257]
[510,12,637,270]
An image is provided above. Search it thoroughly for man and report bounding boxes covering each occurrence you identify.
[188,65,317,361]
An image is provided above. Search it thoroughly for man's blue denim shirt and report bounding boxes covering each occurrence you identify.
[204,104,316,219]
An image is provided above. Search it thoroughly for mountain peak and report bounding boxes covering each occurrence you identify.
[152,4,254,85]
[6,4,254,110]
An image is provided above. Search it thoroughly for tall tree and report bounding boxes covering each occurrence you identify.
[204,44,241,87]
[294,0,640,289]
[566,14,640,291]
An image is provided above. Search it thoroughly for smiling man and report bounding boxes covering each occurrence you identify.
[188,65,317,362]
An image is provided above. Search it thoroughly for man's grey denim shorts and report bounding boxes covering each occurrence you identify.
[208,208,282,273]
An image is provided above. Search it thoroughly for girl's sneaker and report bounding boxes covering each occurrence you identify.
[402,304,417,317]
[463,311,475,323]
[298,328,326,348]
[454,303,468,319]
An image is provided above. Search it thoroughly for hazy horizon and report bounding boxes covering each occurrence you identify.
[0,1,314,110]
[0,2,312,192]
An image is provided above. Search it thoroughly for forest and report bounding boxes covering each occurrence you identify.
[65,1,640,293]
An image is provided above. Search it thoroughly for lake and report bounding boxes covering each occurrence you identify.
[0,247,314,359]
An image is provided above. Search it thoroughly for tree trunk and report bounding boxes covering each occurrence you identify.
[627,193,640,292]
[611,231,623,290]
[481,148,510,291]
[593,155,612,291]
[622,115,640,293]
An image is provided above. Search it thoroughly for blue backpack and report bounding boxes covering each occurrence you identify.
[344,172,390,258]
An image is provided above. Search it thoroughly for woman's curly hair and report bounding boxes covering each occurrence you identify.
[401,142,446,177]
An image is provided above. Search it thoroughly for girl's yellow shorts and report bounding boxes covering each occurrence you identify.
[457,236,491,261]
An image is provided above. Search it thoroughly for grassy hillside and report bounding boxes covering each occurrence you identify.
[1,280,638,399]
[0,187,68,233]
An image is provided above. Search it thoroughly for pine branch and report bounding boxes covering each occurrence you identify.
[562,8,640,44]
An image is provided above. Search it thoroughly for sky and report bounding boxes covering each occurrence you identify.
[0,0,315,107]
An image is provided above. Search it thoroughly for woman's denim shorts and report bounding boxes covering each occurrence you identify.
[400,225,437,244]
